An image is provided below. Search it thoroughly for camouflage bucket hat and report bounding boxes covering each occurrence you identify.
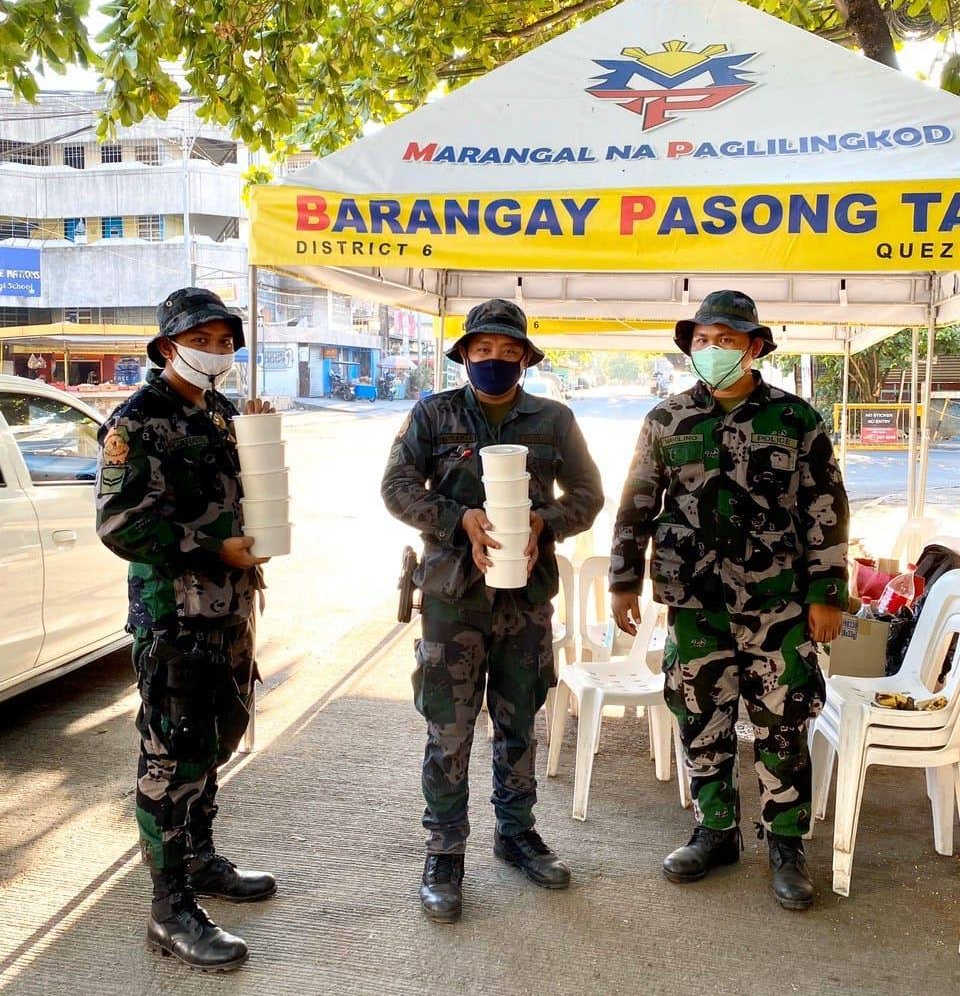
[148,287,245,365]
[445,298,545,366]
[674,289,776,358]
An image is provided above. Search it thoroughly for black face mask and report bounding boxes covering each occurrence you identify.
[465,357,523,396]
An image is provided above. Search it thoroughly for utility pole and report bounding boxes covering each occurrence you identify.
[181,122,196,285]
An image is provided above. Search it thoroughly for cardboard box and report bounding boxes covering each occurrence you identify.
[827,613,891,678]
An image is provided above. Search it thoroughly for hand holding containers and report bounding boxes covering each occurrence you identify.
[233,413,291,558]
[479,445,531,589]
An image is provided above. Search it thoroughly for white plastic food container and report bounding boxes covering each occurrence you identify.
[237,440,286,474]
[247,523,292,558]
[241,468,290,500]
[485,556,529,589]
[479,444,528,481]
[485,501,532,531]
[482,473,530,505]
[232,412,283,445]
[241,497,290,528]
[488,529,530,558]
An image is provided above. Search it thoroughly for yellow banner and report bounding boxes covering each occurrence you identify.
[441,317,668,336]
[250,180,960,272]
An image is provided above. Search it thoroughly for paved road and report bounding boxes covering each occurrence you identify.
[568,391,960,504]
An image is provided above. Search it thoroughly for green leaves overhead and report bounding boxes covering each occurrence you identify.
[2,1,958,154]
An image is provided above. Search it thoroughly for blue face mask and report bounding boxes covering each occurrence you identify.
[465,357,523,396]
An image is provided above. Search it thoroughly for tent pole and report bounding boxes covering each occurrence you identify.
[435,270,448,394]
[839,337,851,476]
[906,323,919,519]
[247,264,259,403]
[916,276,937,515]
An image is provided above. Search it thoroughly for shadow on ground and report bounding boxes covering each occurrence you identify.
[4,674,960,995]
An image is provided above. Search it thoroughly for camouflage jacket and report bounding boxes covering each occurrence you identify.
[382,385,603,607]
[610,374,849,610]
[96,370,258,633]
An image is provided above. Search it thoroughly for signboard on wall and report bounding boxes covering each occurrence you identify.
[0,247,41,297]
[861,409,898,444]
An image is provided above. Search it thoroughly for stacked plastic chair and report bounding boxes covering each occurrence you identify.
[546,555,689,821]
[809,569,960,897]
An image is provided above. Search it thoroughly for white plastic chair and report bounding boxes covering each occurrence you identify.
[546,555,688,821]
[485,553,575,744]
[808,569,960,896]
[892,516,939,569]
[926,534,960,555]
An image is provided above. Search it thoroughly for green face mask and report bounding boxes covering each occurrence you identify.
[691,345,749,391]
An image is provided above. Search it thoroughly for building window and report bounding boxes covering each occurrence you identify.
[101,143,122,164]
[285,152,317,172]
[216,218,239,242]
[100,217,123,239]
[137,215,164,241]
[64,218,87,242]
[63,144,85,169]
[0,140,51,166]
[134,140,162,166]
[64,308,94,324]
[0,218,35,239]
[0,307,31,326]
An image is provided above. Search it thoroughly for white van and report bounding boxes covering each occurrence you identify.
[0,375,129,703]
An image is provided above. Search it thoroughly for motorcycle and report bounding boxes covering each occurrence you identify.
[377,371,396,401]
[329,370,355,401]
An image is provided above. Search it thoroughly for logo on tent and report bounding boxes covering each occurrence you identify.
[587,39,757,130]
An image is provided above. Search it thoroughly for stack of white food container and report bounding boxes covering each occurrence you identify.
[233,413,292,557]
[480,444,531,588]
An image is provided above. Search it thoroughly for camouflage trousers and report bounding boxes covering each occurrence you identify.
[414,592,556,854]
[132,615,256,875]
[663,599,825,837]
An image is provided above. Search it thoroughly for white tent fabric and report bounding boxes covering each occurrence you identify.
[251,0,960,350]
[248,0,960,511]
[284,0,960,194]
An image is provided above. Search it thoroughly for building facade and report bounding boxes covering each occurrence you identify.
[0,91,247,405]
[0,100,433,407]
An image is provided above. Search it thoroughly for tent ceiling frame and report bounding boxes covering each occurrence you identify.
[260,264,937,331]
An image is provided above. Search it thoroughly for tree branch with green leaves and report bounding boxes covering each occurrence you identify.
[2,0,958,153]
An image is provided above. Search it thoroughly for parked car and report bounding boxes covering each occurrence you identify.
[523,375,567,405]
[0,375,129,703]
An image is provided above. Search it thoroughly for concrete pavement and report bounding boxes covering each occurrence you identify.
[3,623,960,994]
[4,395,960,992]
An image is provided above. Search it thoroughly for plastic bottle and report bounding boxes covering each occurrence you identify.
[855,598,875,620]
[877,564,918,616]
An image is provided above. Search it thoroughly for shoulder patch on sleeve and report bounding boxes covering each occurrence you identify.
[102,426,131,465]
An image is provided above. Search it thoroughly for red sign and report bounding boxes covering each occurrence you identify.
[860,410,898,444]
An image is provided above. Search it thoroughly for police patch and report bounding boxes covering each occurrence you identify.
[102,426,131,465]
[98,466,127,495]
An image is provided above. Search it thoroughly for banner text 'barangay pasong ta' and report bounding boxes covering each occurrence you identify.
[249,181,960,273]
[249,38,960,273]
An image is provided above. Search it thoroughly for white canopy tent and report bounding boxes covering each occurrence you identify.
[249,0,960,514]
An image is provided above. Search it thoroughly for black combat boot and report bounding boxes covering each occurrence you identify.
[147,873,248,971]
[662,825,742,883]
[186,845,277,903]
[493,829,571,889]
[768,833,814,910]
[419,854,464,923]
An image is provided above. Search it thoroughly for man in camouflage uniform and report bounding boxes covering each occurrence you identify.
[97,288,276,971]
[610,290,848,910]
[383,299,603,922]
